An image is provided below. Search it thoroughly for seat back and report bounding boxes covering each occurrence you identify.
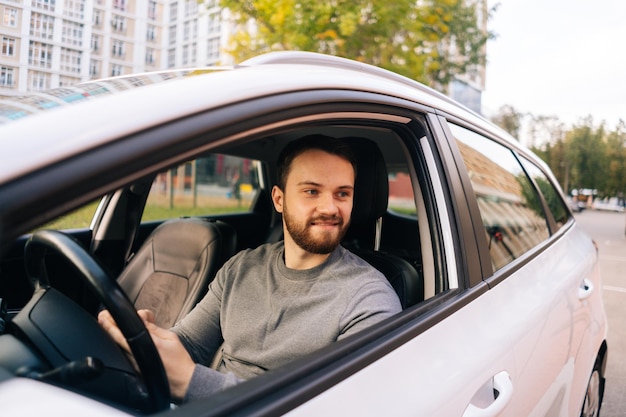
[343,137,422,308]
[117,218,236,328]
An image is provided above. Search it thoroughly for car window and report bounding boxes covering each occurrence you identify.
[388,163,417,217]
[34,199,100,231]
[448,123,550,271]
[518,156,571,231]
[142,154,261,221]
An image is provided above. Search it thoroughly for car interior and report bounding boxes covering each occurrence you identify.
[0,120,449,413]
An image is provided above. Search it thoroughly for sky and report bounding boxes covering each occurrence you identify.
[482,0,626,130]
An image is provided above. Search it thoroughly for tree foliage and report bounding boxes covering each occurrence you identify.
[528,117,626,199]
[491,104,525,140]
[491,105,626,199]
[215,0,495,88]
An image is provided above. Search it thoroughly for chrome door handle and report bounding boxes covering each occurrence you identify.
[463,371,513,417]
[578,278,594,300]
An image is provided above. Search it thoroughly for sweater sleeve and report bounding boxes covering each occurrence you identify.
[183,365,243,402]
[338,278,402,340]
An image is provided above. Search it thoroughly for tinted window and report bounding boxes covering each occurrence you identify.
[518,157,571,230]
[448,124,550,271]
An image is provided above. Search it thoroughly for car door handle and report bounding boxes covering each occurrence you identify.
[463,371,513,417]
[578,278,594,300]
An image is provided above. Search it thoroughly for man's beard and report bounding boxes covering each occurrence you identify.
[283,210,349,254]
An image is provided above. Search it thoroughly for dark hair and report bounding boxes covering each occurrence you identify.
[276,134,357,190]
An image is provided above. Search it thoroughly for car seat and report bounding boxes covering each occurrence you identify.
[342,137,423,309]
[117,217,236,328]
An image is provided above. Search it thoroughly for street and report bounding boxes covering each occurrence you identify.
[574,210,626,416]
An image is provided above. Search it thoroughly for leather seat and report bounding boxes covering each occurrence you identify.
[117,217,236,328]
[342,137,423,309]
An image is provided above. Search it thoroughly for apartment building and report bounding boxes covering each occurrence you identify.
[0,0,229,98]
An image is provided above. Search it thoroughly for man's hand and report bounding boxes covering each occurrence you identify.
[98,309,196,400]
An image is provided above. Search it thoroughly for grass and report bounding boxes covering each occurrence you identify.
[38,194,253,231]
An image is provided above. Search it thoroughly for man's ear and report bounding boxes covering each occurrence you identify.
[271,185,284,213]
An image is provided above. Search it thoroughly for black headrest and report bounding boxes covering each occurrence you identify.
[344,138,389,225]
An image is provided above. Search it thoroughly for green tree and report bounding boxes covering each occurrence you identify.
[603,120,626,197]
[565,117,606,193]
[216,0,495,88]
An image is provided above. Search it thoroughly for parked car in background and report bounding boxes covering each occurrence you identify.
[592,197,624,213]
[0,51,608,417]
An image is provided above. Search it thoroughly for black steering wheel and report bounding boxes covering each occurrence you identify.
[22,230,170,412]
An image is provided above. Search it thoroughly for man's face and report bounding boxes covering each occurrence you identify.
[273,149,354,254]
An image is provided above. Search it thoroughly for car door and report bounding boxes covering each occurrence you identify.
[440,118,598,416]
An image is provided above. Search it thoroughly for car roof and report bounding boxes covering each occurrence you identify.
[0,51,517,185]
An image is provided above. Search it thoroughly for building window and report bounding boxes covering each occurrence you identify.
[207,37,219,62]
[208,14,219,34]
[1,37,16,57]
[93,9,102,26]
[91,35,101,52]
[32,0,56,12]
[111,15,126,33]
[184,0,196,17]
[148,1,157,20]
[3,8,18,27]
[89,59,100,77]
[62,20,84,47]
[111,40,125,57]
[147,24,156,41]
[190,42,196,65]
[29,41,53,68]
[113,0,127,12]
[111,64,123,76]
[31,13,55,40]
[146,48,155,65]
[64,0,85,19]
[167,48,175,68]
[29,70,51,91]
[0,66,15,87]
[169,25,176,45]
[183,21,190,41]
[182,44,188,66]
[170,1,178,22]
[60,48,81,73]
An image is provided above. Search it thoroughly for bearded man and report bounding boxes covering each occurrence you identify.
[99,135,401,402]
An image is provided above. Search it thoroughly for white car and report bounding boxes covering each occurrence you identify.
[0,52,607,417]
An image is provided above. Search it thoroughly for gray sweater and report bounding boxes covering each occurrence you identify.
[172,242,401,401]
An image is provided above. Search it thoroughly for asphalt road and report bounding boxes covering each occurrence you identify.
[573,209,626,416]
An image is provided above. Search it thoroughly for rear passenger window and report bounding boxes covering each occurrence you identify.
[518,157,571,230]
[142,154,261,221]
[448,124,550,271]
[388,163,417,217]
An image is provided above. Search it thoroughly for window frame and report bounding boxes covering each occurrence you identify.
[438,114,574,287]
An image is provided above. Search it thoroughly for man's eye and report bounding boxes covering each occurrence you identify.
[337,191,351,198]
[305,189,318,195]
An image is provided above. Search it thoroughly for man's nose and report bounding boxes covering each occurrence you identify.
[317,193,339,214]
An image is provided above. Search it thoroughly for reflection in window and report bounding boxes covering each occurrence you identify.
[519,157,570,230]
[449,124,549,271]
